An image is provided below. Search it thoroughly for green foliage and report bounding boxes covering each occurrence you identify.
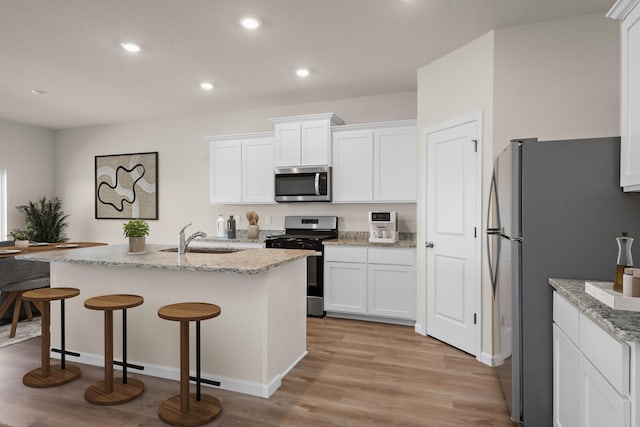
[16,197,69,243]
[10,225,32,241]
[123,219,150,237]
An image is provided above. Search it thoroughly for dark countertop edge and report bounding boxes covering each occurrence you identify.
[549,278,640,343]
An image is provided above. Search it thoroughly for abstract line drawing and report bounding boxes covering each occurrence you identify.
[95,152,158,219]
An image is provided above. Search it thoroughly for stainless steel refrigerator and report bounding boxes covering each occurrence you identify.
[487,137,640,427]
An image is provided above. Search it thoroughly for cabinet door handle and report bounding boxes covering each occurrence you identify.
[426,241,434,248]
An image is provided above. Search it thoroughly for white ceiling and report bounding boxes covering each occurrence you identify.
[0,0,615,130]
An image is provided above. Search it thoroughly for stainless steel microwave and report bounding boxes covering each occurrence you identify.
[274,165,331,202]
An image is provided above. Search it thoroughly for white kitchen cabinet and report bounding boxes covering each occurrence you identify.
[324,246,368,314]
[580,353,631,427]
[270,113,344,167]
[210,139,242,204]
[324,245,416,323]
[242,137,275,203]
[608,0,640,191]
[373,126,417,202]
[553,292,632,427]
[332,130,374,201]
[332,120,416,203]
[209,133,274,204]
[553,324,581,427]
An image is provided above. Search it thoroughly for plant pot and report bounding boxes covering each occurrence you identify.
[128,236,146,254]
[247,224,259,239]
[14,239,29,250]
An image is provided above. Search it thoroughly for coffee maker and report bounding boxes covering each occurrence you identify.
[368,211,398,243]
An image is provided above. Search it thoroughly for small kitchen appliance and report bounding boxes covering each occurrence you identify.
[368,211,398,243]
[274,165,331,202]
[265,216,338,317]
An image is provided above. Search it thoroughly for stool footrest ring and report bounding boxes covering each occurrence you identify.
[113,360,145,371]
[51,348,80,358]
[189,376,220,387]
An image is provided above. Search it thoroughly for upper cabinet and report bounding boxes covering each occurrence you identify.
[332,120,417,203]
[270,113,344,167]
[209,133,275,204]
[608,0,640,191]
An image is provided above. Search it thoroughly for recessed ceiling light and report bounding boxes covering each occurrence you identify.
[295,68,310,78]
[240,17,261,30]
[31,89,48,96]
[120,42,141,53]
[200,82,214,91]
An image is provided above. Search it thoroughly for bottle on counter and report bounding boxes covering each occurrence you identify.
[216,214,226,238]
[227,215,236,239]
[615,231,634,292]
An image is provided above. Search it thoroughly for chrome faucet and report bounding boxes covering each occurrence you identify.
[179,223,207,254]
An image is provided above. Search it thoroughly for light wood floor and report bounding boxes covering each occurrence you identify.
[0,317,513,426]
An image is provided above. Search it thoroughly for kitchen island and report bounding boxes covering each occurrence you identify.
[16,244,313,398]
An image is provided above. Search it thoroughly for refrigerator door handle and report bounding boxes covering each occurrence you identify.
[487,170,500,297]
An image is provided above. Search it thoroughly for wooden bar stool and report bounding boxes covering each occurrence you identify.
[157,302,222,427]
[22,287,81,388]
[84,294,144,405]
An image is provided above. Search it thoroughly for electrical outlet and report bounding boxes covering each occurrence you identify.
[265,215,272,225]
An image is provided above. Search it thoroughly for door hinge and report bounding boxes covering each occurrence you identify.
[472,139,478,152]
[474,227,477,238]
[473,313,477,324]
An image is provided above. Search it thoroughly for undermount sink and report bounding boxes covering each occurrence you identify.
[160,247,243,254]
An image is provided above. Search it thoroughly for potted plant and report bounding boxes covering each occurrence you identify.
[10,226,32,249]
[16,196,69,243]
[123,219,149,254]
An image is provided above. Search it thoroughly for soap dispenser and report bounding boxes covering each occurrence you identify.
[227,215,236,239]
[615,231,634,292]
[216,214,226,238]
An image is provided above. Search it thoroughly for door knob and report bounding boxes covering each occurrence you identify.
[426,241,434,248]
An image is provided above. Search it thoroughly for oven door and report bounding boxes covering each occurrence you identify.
[274,166,331,202]
[306,251,325,317]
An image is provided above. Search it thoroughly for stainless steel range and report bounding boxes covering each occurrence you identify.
[265,216,338,317]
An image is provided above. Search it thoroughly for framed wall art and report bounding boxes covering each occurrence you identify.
[95,152,158,219]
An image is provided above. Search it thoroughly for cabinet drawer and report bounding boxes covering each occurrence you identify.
[324,246,367,263]
[367,247,415,266]
[553,292,580,344]
[579,313,630,396]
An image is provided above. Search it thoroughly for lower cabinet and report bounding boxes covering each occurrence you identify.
[324,245,416,323]
[553,292,632,427]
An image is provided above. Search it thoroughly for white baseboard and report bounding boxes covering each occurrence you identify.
[477,351,504,367]
[325,312,415,327]
[51,349,308,398]
[414,322,426,336]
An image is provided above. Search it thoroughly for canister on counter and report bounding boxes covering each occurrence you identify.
[623,267,640,296]
[631,270,640,297]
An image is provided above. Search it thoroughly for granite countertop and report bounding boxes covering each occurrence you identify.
[323,231,417,248]
[549,278,640,342]
[195,229,283,244]
[16,243,314,275]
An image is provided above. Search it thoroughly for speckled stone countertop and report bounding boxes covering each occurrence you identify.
[323,231,417,248]
[549,278,640,342]
[16,243,313,275]
[195,229,283,244]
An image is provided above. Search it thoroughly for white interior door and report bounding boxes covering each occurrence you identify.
[426,120,479,355]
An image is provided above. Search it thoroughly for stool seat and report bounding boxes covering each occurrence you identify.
[22,287,81,388]
[23,287,80,303]
[84,294,144,406]
[158,302,222,427]
[84,294,143,311]
[158,302,220,322]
